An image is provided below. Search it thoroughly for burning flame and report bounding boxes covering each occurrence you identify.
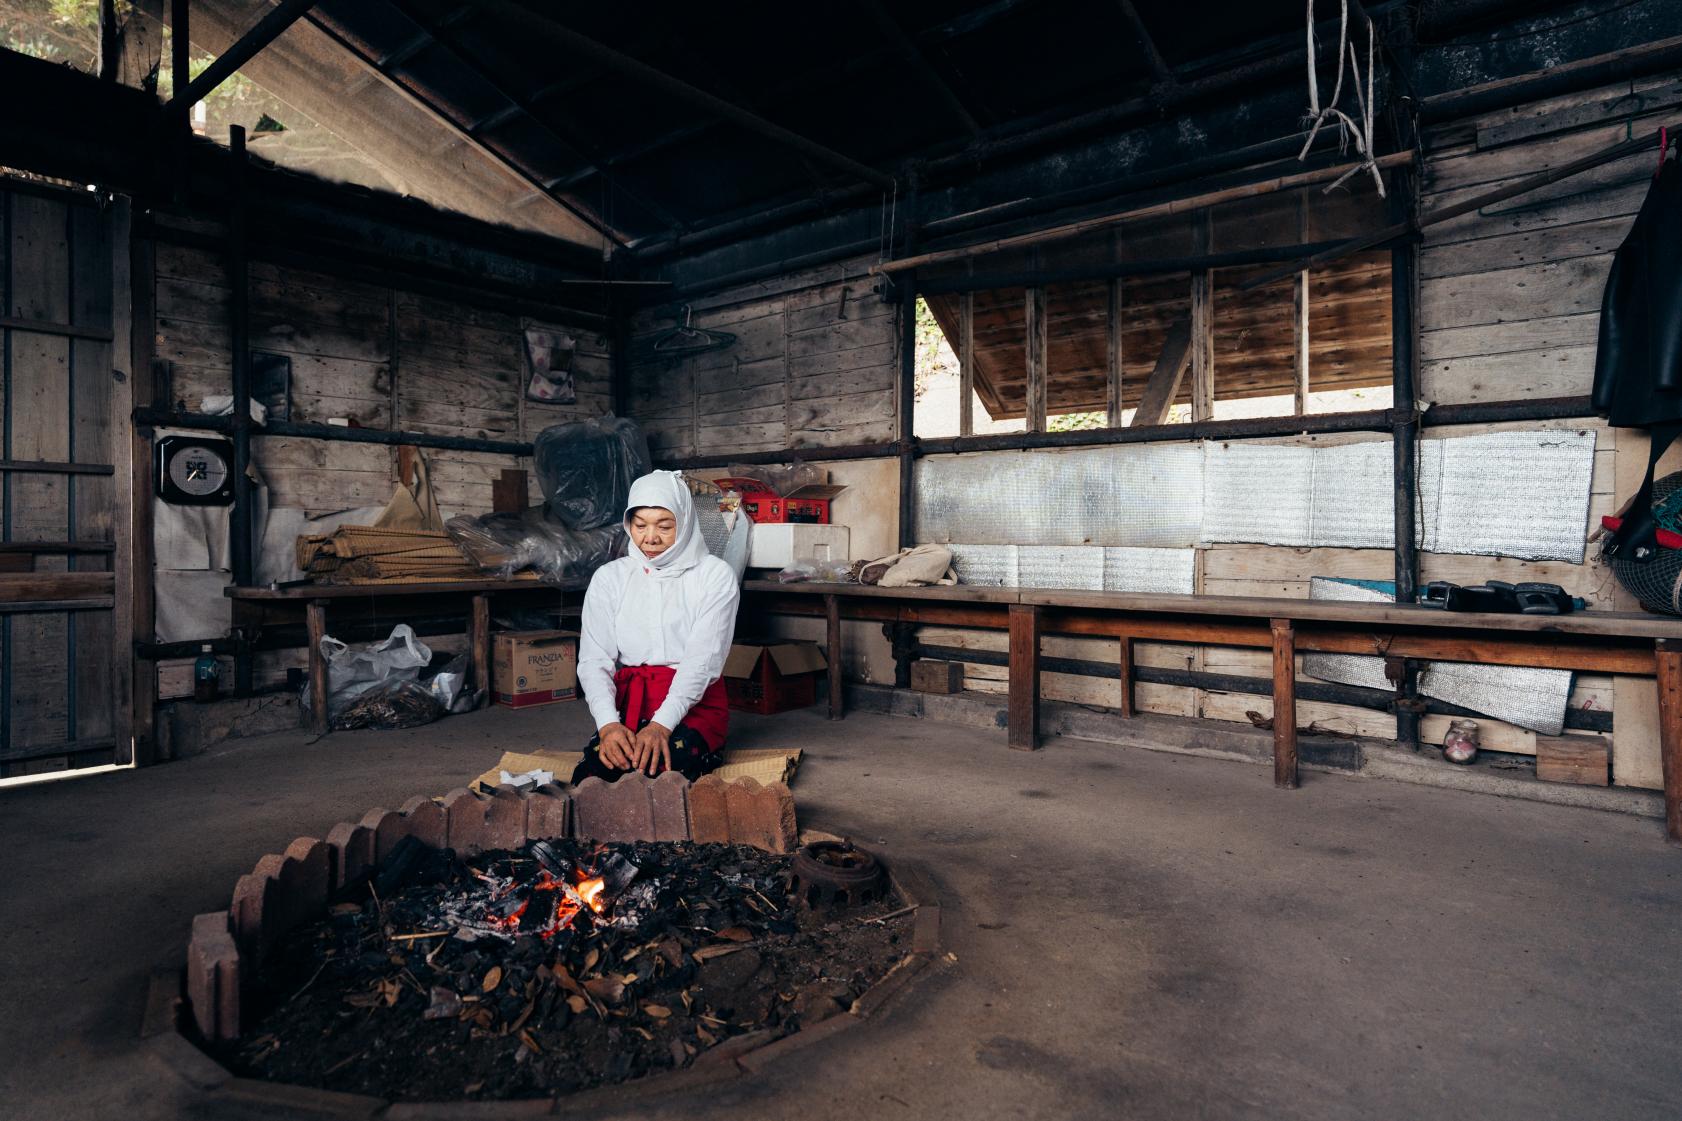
[480,869,609,940]
[577,876,606,913]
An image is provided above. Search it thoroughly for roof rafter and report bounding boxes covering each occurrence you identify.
[864,0,982,137]
[472,0,897,193]
[390,0,685,233]
[300,5,628,247]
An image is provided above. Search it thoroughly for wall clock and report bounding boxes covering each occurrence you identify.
[156,435,235,506]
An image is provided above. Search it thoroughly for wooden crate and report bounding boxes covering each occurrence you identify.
[1535,734,1610,787]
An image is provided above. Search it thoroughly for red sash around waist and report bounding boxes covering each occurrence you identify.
[614,664,729,752]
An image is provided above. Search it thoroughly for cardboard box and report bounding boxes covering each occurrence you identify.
[493,630,578,708]
[717,477,847,524]
[746,523,850,569]
[723,640,827,715]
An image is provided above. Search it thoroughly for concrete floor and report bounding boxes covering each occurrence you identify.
[3,700,1681,1121]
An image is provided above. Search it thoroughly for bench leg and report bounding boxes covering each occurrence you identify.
[1657,640,1682,844]
[1118,634,1135,718]
[306,600,329,736]
[1271,618,1298,789]
[825,593,843,720]
[1008,604,1041,751]
[470,593,491,699]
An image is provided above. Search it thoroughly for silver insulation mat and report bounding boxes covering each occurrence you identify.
[1202,444,1314,546]
[1311,441,1396,548]
[1418,430,1596,563]
[916,445,1205,547]
[948,544,1195,594]
[1300,576,1572,736]
[1201,430,1593,562]
[923,429,1593,563]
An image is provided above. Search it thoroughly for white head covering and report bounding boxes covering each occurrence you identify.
[624,470,709,579]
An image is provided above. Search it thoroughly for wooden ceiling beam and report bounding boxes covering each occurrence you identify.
[865,0,983,137]
[166,0,319,112]
[474,0,896,192]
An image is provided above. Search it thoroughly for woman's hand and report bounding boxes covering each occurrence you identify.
[632,721,673,776]
[597,722,635,770]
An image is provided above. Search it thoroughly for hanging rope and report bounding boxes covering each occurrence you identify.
[1299,0,1386,198]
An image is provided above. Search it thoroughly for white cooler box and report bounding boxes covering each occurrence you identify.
[747,523,850,569]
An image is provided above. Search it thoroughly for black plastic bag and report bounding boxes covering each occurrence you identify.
[533,417,651,530]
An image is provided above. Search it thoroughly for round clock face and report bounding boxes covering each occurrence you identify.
[167,445,230,496]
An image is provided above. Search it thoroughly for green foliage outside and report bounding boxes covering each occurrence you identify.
[1,0,262,112]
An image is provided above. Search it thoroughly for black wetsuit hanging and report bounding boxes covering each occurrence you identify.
[1594,145,1682,560]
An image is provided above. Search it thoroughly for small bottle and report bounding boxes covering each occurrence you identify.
[193,645,220,703]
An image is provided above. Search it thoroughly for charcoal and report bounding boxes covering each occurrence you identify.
[230,837,910,1103]
[596,851,640,894]
[529,840,572,878]
[374,834,427,897]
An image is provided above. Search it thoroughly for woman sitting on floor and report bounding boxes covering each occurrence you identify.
[572,470,740,784]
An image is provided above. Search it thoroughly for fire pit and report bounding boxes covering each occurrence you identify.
[144,774,942,1113]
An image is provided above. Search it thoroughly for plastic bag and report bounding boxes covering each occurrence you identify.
[446,508,624,583]
[777,556,854,583]
[332,678,445,731]
[321,624,431,711]
[428,653,469,712]
[306,624,434,727]
[695,503,751,581]
[533,417,651,529]
[724,461,825,497]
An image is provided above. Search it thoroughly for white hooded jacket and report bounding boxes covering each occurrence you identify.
[577,471,741,733]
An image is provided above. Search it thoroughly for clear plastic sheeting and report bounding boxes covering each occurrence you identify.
[915,445,1204,548]
[1419,430,1596,563]
[947,544,1195,594]
[446,509,624,583]
[1300,577,1573,736]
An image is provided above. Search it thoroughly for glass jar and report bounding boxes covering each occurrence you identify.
[1442,718,1479,765]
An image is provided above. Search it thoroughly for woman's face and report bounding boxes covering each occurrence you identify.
[629,506,678,559]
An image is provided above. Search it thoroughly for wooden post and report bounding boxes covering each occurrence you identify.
[1390,174,1422,750]
[1106,279,1124,426]
[1190,269,1214,421]
[1655,639,1682,844]
[1025,287,1047,433]
[1118,634,1135,718]
[1008,603,1041,750]
[1271,618,1298,788]
[957,290,975,437]
[1292,270,1310,416]
[825,593,843,720]
[307,600,329,735]
[470,593,491,697]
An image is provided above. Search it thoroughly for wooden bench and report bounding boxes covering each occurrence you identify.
[741,580,1682,843]
[227,578,586,734]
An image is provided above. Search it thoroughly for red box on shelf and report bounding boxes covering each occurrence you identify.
[715,477,847,524]
[722,641,828,715]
